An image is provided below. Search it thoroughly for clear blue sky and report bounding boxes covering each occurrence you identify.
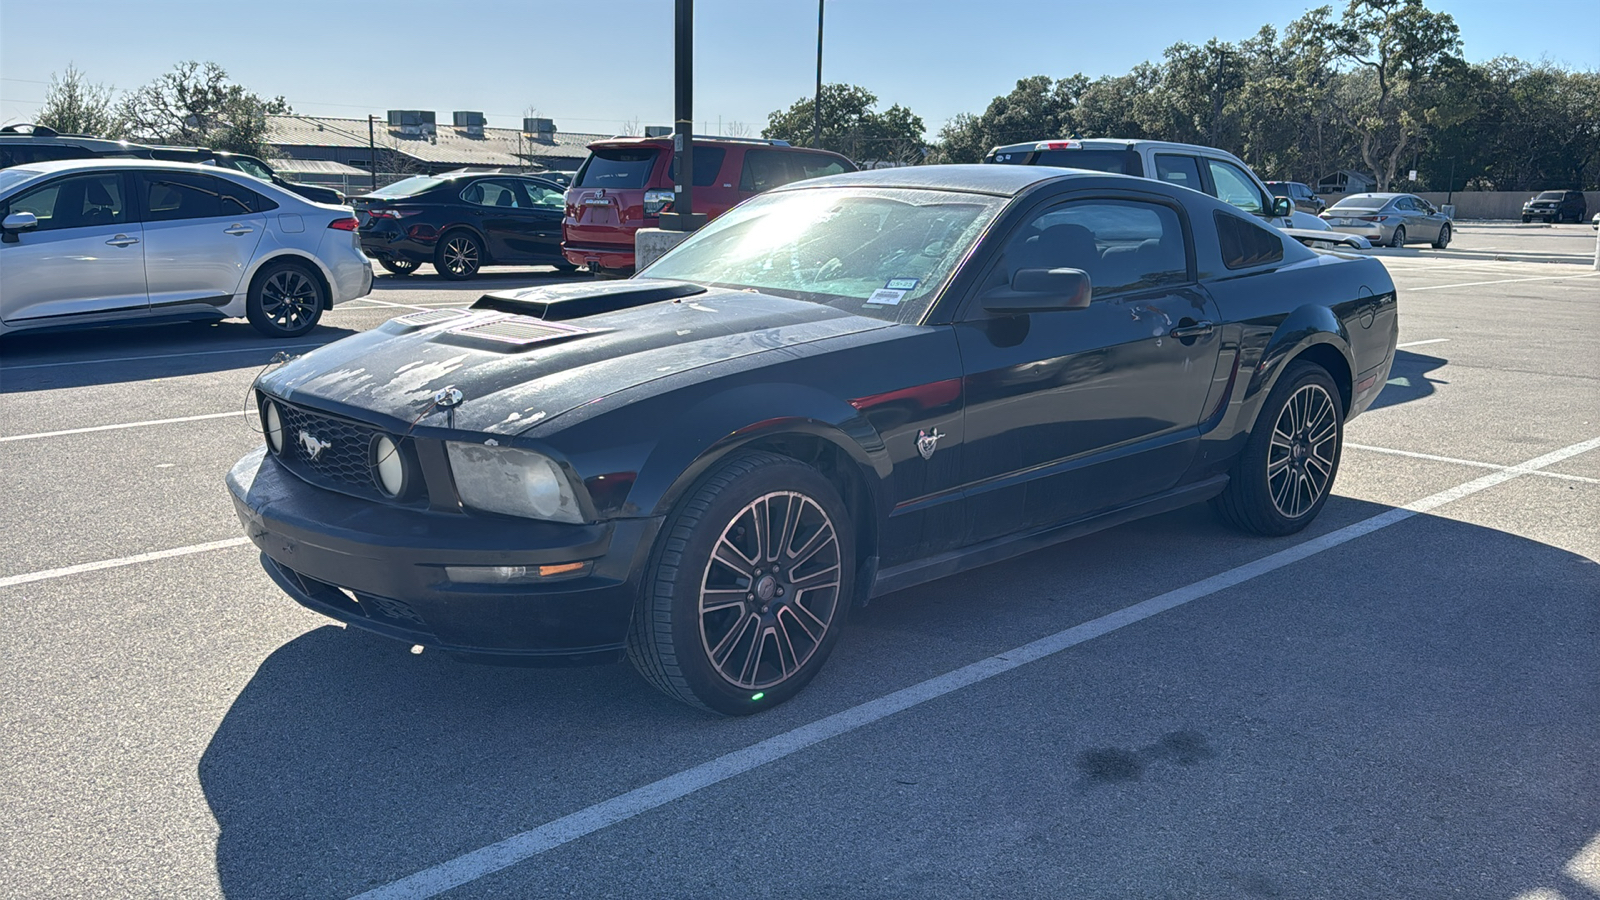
[2,0,1594,139]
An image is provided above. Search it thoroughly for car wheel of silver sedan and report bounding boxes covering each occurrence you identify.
[628,451,853,715]
[1432,223,1451,249]
[246,260,325,338]
[1389,226,1406,248]
[1213,360,1343,536]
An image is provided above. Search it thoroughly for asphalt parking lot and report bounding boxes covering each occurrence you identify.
[2,223,1597,899]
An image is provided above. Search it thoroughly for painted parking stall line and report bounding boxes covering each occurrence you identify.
[351,435,1600,900]
[0,342,333,371]
[1346,442,1600,485]
[1407,271,1600,292]
[0,410,246,443]
[0,538,251,590]
[1395,338,1450,348]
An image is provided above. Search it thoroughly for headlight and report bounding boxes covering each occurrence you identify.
[446,442,584,523]
[263,401,284,454]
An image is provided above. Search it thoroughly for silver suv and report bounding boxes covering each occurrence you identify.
[984,138,1332,234]
[0,159,372,338]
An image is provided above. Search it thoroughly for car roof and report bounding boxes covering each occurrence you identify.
[778,163,1110,198]
[988,136,1250,160]
[0,157,318,203]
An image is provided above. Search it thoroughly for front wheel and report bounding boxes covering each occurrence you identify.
[1389,226,1406,248]
[628,451,853,715]
[246,261,325,338]
[1432,223,1451,249]
[1522,215,1532,223]
[434,231,483,280]
[1213,361,1343,536]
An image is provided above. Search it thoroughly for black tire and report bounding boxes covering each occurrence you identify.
[628,451,854,715]
[1521,215,1531,223]
[434,230,483,280]
[1388,226,1406,248]
[1432,223,1451,249]
[379,258,418,276]
[1213,360,1344,537]
[246,260,325,338]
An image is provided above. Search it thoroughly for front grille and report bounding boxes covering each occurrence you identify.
[268,397,383,499]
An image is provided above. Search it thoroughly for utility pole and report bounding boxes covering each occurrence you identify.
[368,115,377,192]
[813,0,824,149]
[660,0,705,232]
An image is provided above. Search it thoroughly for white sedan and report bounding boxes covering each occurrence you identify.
[0,158,372,338]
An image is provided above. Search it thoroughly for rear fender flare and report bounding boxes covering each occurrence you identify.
[1239,305,1355,429]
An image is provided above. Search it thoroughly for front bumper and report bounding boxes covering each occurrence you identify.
[227,446,663,666]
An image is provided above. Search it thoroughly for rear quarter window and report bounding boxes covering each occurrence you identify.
[667,147,728,187]
[576,148,660,189]
[1215,211,1284,270]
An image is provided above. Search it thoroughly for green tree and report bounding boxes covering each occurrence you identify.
[928,75,1088,163]
[763,84,927,166]
[37,64,124,138]
[1312,0,1466,190]
[119,61,290,157]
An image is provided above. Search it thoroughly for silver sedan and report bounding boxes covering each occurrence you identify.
[0,158,372,338]
[1319,192,1453,249]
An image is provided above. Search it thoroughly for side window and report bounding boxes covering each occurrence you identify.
[141,172,230,221]
[215,177,267,215]
[462,179,522,208]
[1214,211,1284,270]
[998,199,1190,298]
[6,173,127,232]
[739,150,793,193]
[796,153,850,179]
[1154,154,1204,192]
[668,146,728,187]
[519,181,566,208]
[1205,160,1266,215]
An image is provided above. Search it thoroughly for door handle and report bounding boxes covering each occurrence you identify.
[224,225,254,236]
[1169,320,1215,339]
[105,235,140,247]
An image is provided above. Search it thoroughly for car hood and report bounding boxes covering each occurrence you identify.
[258,280,893,435]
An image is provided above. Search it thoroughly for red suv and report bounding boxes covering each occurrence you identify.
[562,136,856,274]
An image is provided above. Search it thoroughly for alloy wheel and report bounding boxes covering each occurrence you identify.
[441,235,480,276]
[1266,383,1339,519]
[259,269,319,331]
[698,491,842,690]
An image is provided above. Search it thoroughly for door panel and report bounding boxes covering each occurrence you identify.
[137,172,265,309]
[0,172,147,324]
[954,196,1223,544]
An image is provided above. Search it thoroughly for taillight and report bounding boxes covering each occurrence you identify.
[1356,215,1386,222]
[328,217,359,231]
[643,188,675,218]
[366,208,418,220]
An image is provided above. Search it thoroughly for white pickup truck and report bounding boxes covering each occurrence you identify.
[985,137,1368,250]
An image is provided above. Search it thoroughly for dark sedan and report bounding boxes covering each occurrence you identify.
[352,172,576,279]
[229,165,1397,714]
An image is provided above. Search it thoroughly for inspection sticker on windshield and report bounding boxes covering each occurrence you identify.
[866,289,906,306]
[885,278,919,291]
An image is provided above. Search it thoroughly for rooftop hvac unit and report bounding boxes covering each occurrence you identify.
[643,125,672,137]
[523,117,556,141]
[452,111,486,135]
[387,110,437,135]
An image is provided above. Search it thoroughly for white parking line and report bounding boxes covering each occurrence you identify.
[1396,338,1450,348]
[0,342,331,371]
[1408,271,1600,291]
[0,538,251,590]
[350,435,1600,900]
[0,410,246,443]
[333,297,434,312]
[1346,443,1600,485]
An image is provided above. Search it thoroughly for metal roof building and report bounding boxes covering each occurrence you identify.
[264,113,611,184]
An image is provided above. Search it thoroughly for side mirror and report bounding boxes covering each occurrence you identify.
[1271,197,1294,218]
[982,268,1092,314]
[2,211,38,243]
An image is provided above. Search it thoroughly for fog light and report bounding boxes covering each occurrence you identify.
[444,561,592,584]
[264,401,284,454]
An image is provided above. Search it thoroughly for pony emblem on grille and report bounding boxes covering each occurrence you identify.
[298,430,332,461]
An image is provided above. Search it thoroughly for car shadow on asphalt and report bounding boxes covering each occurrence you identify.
[198,497,1599,899]
[0,320,363,393]
[1368,349,1447,410]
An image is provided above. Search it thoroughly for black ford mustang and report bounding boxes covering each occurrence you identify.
[229,165,1397,714]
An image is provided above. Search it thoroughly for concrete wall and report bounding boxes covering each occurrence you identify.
[1321,191,1599,221]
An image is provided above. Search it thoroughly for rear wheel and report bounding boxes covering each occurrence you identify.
[246,260,325,338]
[1432,223,1451,249]
[1389,226,1406,248]
[628,452,853,715]
[379,258,418,276]
[434,231,483,280]
[1213,361,1343,536]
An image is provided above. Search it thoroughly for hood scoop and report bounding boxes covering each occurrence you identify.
[447,316,590,348]
[472,278,706,321]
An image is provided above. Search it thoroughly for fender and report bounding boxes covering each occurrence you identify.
[626,381,889,522]
[1246,304,1354,408]
[234,247,337,309]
